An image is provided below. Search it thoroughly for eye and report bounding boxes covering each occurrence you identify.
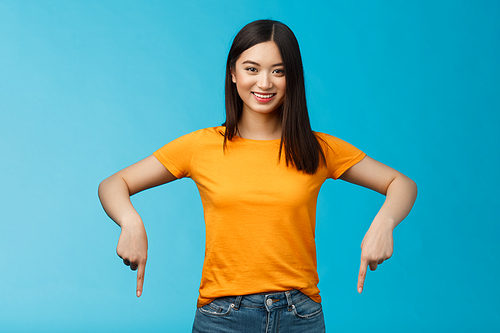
[273,69,285,75]
[245,67,257,72]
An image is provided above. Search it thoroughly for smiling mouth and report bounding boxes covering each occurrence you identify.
[252,92,276,99]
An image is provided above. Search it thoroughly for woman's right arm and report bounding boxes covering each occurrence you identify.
[98,155,177,297]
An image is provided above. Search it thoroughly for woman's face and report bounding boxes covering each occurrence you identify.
[231,41,286,116]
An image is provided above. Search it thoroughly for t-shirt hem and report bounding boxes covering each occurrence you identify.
[152,151,183,179]
[332,152,366,180]
[196,290,322,307]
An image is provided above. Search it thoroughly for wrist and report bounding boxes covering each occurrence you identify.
[371,217,397,231]
[118,215,144,229]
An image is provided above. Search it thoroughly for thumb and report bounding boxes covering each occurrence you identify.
[136,262,146,297]
[358,259,367,294]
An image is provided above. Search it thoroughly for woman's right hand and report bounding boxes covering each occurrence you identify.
[116,222,148,297]
[98,155,177,297]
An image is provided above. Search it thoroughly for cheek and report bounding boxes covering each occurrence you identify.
[277,80,286,95]
[235,75,253,94]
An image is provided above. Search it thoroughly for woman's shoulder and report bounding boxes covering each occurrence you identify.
[206,126,226,137]
[313,131,364,155]
[191,126,225,135]
[176,126,226,139]
[156,126,225,154]
[313,131,343,147]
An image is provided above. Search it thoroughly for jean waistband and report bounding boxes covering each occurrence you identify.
[228,290,309,311]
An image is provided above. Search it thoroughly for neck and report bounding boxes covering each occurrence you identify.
[237,108,282,140]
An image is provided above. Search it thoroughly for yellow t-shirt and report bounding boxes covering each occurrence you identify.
[153,126,366,307]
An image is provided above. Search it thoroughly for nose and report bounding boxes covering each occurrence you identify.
[257,73,273,90]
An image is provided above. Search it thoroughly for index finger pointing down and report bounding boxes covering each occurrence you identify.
[136,263,145,297]
[358,260,367,293]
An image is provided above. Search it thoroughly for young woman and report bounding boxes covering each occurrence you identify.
[98,20,417,333]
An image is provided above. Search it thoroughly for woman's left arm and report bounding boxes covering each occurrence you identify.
[339,156,417,294]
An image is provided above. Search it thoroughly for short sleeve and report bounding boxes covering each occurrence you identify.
[316,133,366,180]
[153,130,203,179]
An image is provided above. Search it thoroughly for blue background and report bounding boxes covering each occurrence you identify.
[1,0,499,332]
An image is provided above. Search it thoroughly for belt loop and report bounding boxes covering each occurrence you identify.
[233,296,243,310]
[285,291,293,311]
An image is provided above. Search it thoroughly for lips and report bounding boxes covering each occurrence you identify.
[252,92,277,103]
[252,92,276,99]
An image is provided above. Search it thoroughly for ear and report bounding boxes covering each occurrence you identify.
[230,68,236,83]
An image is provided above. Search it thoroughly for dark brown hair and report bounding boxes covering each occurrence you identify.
[224,19,325,174]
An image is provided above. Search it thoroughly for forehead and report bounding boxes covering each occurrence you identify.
[237,41,283,65]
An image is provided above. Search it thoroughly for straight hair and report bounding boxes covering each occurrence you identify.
[223,19,325,174]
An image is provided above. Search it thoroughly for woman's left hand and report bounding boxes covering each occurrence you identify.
[339,156,417,293]
[357,221,394,294]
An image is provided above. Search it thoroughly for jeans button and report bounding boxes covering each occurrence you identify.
[266,299,273,306]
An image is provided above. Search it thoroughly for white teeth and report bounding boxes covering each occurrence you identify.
[253,92,275,99]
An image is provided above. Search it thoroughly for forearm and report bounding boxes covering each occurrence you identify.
[342,157,418,292]
[98,175,143,228]
[371,174,417,230]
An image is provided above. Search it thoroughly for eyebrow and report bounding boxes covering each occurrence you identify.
[241,60,284,67]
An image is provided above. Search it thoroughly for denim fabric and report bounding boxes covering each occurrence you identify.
[192,290,325,333]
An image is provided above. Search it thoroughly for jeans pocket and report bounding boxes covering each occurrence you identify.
[292,296,323,319]
[198,298,235,317]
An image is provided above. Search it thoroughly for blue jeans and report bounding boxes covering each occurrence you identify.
[192,290,326,333]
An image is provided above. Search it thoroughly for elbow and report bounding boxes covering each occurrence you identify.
[387,173,417,201]
[98,175,120,197]
[411,178,418,199]
[403,174,418,201]
[98,177,111,200]
[411,177,417,192]
[98,174,133,198]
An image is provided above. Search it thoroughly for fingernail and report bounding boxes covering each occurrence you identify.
[137,290,142,297]
[358,287,362,293]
